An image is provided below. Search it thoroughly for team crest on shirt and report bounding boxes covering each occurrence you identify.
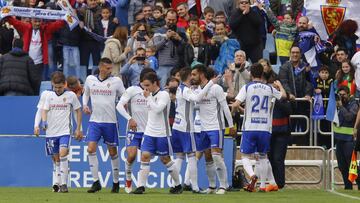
[107,83,111,88]
[63,97,67,103]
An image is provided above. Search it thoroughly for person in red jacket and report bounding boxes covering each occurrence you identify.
[6,17,65,93]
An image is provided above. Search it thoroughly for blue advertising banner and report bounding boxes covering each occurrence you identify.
[0,97,234,188]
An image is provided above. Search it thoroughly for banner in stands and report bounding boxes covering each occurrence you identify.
[304,0,360,43]
[0,6,78,30]
[0,96,234,188]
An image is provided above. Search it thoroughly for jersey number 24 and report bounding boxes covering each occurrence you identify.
[251,95,269,113]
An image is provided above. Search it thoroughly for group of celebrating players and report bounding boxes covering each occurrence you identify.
[34,57,286,195]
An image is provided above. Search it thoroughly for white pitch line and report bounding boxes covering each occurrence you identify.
[328,189,360,201]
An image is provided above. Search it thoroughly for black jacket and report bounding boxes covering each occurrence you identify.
[178,43,212,67]
[0,25,14,55]
[0,49,37,95]
[229,8,263,46]
[94,17,117,38]
[59,25,82,47]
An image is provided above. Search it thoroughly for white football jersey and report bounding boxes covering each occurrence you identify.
[83,75,125,123]
[116,85,148,132]
[197,84,226,131]
[144,90,171,137]
[37,90,51,109]
[173,84,196,133]
[43,91,81,137]
[236,81,282,132]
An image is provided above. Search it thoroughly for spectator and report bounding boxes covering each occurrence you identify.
[334,60,356,96]
[115,0,130,28]
[120,47,150,86]
[329,19,359,59]
[214,11,231,33]
[199,6,215,40]
[269,0,303,20]
[315,65,333,105]
[127,23,152,56]
[59,24,84,82]
[142,4,153,23]
[334,85,360,190]
[279,46,313,100]
[128,0,144,26]
[152,9,187,87]
[230,0,263,63]
[102,26,131,76]
[320,47,349,79]
[203,0,233,19]
[5,17,64,84]
[146,46,159,70]
[171,0,201,17]
[223,50,250,97]
[66,76,84,98]
[77,0,102,74]
[149,5,166,32]
[260,58,277,84]
[0,21,14,55]
[262,4,297,64]
[0,39,38,96]
[176,2,190,29]
[95,5,117,39]
[180,27,211,67]
[279,46,312,143]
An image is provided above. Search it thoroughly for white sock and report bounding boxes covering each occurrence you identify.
[166,161,180,186]
[125,160,133,181]
[212,153,228,189]
[267,160,276,185]
[259,158,268,188]
[175,154,185,172]
[60,156,69,185]
[184,163,191,185]
[188,154,199,191]
[88,152,99,182]
[111,154,119,183]
[242,157,255,177]
[55,162,61,185]
[205,161,216,188]
[254,160,260,177]
[137,162,150,187]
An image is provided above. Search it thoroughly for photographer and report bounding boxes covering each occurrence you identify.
[127,23,152,58]
[152,9,187,87]
[334,85,360,190]
[120,47,150,87]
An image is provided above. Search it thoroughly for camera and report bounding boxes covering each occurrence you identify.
[168,24,177,32]
[136,56,146,61]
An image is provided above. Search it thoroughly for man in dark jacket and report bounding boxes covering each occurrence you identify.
[279,45,313,144]
[0,39,38,96]
[229,0,263,63]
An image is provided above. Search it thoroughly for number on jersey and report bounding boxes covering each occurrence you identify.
[251,95,269,113]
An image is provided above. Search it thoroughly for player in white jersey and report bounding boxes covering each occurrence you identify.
[191,65,236,195]
[83,58,125,193]
[116,68,154,193]
[34,90,63,192]
[40,72,82,193]
[171,67,219,193]
[133,72,182,194]
[231,63,286,192]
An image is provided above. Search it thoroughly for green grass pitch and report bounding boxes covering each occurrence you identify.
[1,188,360,203]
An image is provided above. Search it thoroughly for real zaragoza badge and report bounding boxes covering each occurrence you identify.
[320,0,346,35]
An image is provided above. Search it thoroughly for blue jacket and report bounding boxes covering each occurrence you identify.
[214,39,240,74]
